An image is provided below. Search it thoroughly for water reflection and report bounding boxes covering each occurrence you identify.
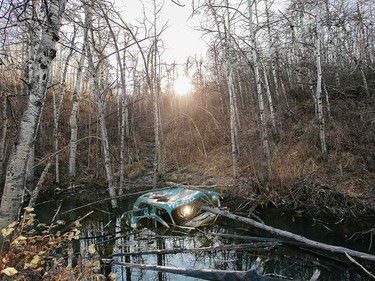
[34,194,375,281]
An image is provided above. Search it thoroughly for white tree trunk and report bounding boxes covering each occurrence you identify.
[0,0,67,229]
[68,21,88,182]
[86,3,117,208]
[315,3,327,156]
[262,65,276,133]
[226,3,238,178]
[55,28,76,183]
[102,11,128,194]
[265,0,279,98]
[152,4,162,187]
[248,0,271,179]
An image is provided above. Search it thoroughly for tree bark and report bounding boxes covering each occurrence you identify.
[315,3,327,156]
[68,20,88,182]
[0,0,67,229]
[0,94,8,186]
[28,162,51,208]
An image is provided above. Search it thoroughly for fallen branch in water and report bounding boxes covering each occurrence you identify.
[111,260,285,281]
[202,206,375,262]
[208,232,280,243]
[110,242,280,257]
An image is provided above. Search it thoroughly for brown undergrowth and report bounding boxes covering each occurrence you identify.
[0,208,106,280]
[162,89,375,219]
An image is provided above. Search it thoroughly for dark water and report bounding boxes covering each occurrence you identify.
[34,189,375,280]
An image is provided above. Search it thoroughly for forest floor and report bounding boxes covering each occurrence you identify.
[164,160,375,219]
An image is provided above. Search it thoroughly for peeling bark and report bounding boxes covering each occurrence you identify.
[0,0,67,229]
[315,3,327,156]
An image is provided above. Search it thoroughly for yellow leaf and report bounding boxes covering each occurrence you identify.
[30,255,41,268]
[109,273,117,280]
[72,228,80,239]
[1,267,18,276]
[92,260,101,269]
[1,227,14,237]
[8,221,18,228]
[12,235,27,245]
[88,244,96,255]
[24,207,34,212]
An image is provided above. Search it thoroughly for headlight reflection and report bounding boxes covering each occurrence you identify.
[180,205,193,218]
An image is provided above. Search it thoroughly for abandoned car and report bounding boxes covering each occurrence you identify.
[121,187,221,228]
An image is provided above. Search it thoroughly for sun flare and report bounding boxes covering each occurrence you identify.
[174,76,193,96]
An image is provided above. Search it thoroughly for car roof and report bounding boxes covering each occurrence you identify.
[134,187,209,213]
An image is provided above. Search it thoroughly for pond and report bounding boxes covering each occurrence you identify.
[34,188,375,280]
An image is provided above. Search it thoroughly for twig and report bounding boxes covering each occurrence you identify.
[51,200,63,223]
[345,252,375,280]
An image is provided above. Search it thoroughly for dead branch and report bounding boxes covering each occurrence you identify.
[111,261,284,281]
[111,242,280,257]
[28,162,52,207]
[345,252,375,280]
[202,206,375,262]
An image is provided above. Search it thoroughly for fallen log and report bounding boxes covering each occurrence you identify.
[202,206,375,262]
[209,232,280,243]
[110,242,280,257]
[111,261,284,281]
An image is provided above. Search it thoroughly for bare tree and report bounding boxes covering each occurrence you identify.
[85,1,117,207]
[0,0,68,229]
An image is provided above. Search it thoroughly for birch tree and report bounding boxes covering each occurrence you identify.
[99,4,129,194]
[0,0,68,229]
[85,2,117,208]
[315,2,327,156]
[54,27,76,183]
[247,0,271,179]
[68,17,88,182]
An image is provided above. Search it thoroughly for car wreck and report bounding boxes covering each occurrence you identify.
[122,187,221,228]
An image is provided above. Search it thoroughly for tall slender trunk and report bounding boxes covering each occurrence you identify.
[101,11,128,194]
[248,0,271,179]
[0,94,8,185]
[152,3,162,187]
[225,2,238,178]
[55,27,76,183]
[86,3,117,208]
[68,37,87,181]
[359,63,369,96]
[0,0,67,229]
[315,3,327,156]
[264,0,279,98]
[262,65,276,133]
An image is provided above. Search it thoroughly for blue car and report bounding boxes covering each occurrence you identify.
[122,187,221,228]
